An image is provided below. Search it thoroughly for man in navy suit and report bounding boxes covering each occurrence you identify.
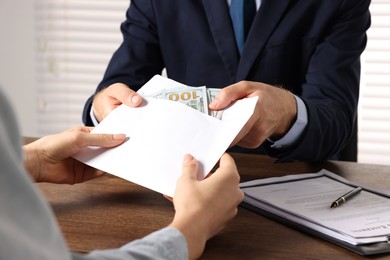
[83,0,371,162]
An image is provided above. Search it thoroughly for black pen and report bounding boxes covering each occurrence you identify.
[330,187,362,208]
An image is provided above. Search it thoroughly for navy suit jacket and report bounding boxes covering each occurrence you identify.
[83,0,371,162]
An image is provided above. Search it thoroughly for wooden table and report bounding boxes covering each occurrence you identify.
[36,153,390,259]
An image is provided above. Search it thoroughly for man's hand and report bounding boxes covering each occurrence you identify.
[209,81,297,148]
[23,126,127,184]
[93,83,143,122]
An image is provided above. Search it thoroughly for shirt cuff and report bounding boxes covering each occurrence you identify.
[270,95,308,149]
[89,105,100,126]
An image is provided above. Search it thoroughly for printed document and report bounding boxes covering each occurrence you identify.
[240,170,390,245]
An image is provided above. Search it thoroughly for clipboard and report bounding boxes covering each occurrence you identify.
[240,169,390,255]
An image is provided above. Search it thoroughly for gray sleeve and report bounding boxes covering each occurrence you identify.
[0,88,72,260]
[72,227,188,260]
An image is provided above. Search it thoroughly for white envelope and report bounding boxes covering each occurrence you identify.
[75,76,257,196]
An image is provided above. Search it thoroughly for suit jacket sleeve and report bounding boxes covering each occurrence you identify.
[263,0,371,162]
[82,0,165,126]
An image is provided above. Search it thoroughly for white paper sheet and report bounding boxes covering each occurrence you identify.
[75,77,257,197]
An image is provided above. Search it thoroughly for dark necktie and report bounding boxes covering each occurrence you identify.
[230,0,256,55]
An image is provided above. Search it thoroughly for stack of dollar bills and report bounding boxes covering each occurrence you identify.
[144,86,224,119]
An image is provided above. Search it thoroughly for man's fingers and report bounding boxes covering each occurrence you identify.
[93,83,142,122]
[109,83,142,107]
[209,81,252,110]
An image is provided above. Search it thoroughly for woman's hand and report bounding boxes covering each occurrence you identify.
[23,126,127,184]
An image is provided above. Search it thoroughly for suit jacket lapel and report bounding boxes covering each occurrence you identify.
[237,0,291,80]
[202,0,240,82]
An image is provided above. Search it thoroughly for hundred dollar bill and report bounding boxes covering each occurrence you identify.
[143,84,224,119]
[163,86,209,114]
[142,84,190,99]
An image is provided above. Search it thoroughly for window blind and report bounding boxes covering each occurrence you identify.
[358,0,390,165]
[34,0,130,135]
